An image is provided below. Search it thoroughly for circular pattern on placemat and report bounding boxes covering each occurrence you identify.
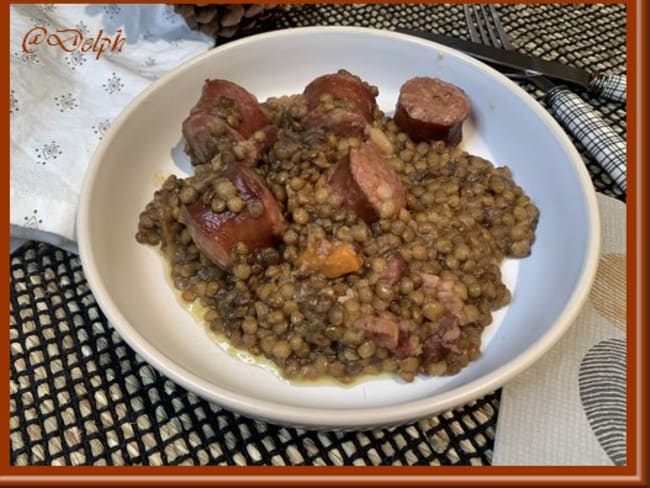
[578,338,626,466]
[10,242,499,465]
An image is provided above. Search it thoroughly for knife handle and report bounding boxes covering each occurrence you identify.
[589,73,627,104]
[546,86,627,192]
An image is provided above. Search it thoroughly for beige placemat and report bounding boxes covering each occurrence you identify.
[493,192,626,465]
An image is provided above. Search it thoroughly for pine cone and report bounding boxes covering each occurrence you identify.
[174,4,284,40]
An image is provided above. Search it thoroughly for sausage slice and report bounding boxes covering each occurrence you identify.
[182,111,239,165]
[180,166,285,269]
[329,142,406,223]
[191,79,272,139]
[303,109,369,138]
[182,79,274,165]
[304,70,377,121]
[302,70,378,136]
[394,77,471,146]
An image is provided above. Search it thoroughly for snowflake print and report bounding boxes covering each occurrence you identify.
[104,5,122,20]
[34,141,62,166]
[23,210,43,230]
[13,51,41,64]
[54,93,79,112]
[10,90,19,115]
[103,72,124,95]
[92,119,112,140]
[144,57,156,67]
[39,4,56,14]
[29,15,50,27]
[65,51,87,70]
[75,20,90,37]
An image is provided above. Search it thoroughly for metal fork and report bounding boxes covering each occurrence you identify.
[464,4,626,192]
[465,5,556,92]
[466,6,514,55]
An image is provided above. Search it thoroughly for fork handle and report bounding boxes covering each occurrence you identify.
[589,73,627,104]
[546,86,626,192]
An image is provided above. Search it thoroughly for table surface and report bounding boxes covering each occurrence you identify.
[9,3,627,466]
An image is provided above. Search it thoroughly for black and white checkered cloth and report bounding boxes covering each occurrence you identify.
[463,4,626,193]
[590,73,627,104]
[547,86,627,191]
[10,3,627,466]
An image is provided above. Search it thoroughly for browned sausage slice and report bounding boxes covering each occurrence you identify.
[182,111,241,164]
[192,79,272,138]
[304,70,377,121]
[182,79,274,164]
[302,108,368,138]
[394,77,471,146]
[328,154,376,223]
[180,166,285,269]
[329,142,407,223]
[302,70,378,136]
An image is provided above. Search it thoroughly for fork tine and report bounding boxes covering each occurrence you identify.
[463,5,481,43]
[470,5,492,45]
[487,4,514,50]
[479,5,503,48]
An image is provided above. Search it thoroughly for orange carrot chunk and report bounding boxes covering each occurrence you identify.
[298,237,362,278]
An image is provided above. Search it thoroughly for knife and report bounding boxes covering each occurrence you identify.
[395,29,626,104]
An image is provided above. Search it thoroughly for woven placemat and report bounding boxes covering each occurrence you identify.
[9,3,626,466]
[10,242,498,465]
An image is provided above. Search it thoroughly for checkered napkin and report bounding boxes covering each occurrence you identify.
[547,86,627,192]
[493,193,626,466]
[590,73,627,104]
[9,4,213,252]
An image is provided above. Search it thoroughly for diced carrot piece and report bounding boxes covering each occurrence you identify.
[298,237,362,278]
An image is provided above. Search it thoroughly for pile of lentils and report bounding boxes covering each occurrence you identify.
[136,93,539,384]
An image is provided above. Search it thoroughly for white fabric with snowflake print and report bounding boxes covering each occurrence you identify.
[10,4,213,252]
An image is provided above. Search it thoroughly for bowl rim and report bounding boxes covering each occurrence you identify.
[76,25,601,429]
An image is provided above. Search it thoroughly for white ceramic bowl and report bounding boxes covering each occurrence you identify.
[77,27,600,429]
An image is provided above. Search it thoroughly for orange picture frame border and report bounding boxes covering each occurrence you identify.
[1,0,646,486]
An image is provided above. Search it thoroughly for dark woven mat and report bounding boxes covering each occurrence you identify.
[10,3,626,466]
[10,243,498,466]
